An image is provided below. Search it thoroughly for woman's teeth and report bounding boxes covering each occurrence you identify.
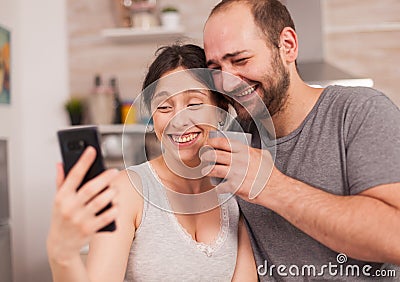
[172,133,199,143]
[237,86,255,97]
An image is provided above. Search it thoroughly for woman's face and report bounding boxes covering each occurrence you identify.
[151,67,220,167]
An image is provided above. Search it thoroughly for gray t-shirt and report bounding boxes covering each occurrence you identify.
[236,85,400,281]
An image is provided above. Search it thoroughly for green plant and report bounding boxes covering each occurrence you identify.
[161,6,179,13]
[65,97,85,125]
[64,97,84,115]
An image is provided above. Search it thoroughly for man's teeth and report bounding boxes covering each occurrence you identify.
[172,133,199,143]
[237,86,255,97]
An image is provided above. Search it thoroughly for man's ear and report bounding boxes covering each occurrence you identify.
[279,27,298,63]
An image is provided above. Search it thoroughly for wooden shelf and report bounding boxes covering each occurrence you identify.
[101,26,185,42]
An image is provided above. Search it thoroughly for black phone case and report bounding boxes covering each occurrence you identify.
[57,126,116,232]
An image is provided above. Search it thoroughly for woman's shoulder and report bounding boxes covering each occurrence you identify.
[110,166,145,229]
[112,166,143,191]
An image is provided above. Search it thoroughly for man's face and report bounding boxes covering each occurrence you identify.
[204,3,290,121]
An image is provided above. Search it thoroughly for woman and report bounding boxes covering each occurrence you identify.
[47,44,257,281]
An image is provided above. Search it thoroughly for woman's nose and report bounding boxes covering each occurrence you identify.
[169,108,191,130]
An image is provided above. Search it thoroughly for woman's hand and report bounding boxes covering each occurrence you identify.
[47,147,119,265]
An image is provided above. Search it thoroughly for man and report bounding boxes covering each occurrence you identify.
[202,0,400,280]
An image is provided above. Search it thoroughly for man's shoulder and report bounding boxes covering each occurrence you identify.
[321,85,394,114]
[324,85,386,104]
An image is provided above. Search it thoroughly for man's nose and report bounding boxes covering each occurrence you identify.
[218,71,242,94]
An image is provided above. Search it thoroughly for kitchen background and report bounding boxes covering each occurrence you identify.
[0,0,399,281]
[69,0,400,105]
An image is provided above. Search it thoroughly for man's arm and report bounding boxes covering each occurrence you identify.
[258,169,400,264]
[204,138,400,265]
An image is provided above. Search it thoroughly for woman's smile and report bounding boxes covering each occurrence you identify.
[168,131,201,147]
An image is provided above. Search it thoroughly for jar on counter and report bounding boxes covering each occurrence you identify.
[121,101,137,124]
[131,9,158,29]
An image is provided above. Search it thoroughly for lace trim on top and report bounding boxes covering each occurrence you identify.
[147,162,230,257]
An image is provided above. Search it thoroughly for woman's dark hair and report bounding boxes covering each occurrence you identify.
[141,44,229,113]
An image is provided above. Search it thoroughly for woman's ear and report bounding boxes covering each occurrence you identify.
[279,27,298,63]
[217,107,228,130]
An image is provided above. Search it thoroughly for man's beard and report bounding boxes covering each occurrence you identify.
[234,52,290,121]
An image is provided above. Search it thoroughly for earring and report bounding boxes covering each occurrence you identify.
[146,124,154,133]
[218,120,225,131]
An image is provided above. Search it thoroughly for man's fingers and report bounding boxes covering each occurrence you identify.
[207,137,232,152]
[201,149,231,165]
[62,146,97,192]
[207,137,250,153]
[202,163,229,179]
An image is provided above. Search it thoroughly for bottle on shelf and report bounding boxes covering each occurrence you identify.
[87,74,114,125]
[110,77,123,124]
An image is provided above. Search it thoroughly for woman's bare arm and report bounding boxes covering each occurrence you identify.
[232,216,258,281]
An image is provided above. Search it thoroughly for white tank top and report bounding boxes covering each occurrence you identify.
[124,162,239,282]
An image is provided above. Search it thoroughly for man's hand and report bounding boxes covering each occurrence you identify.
[201,136,277,200]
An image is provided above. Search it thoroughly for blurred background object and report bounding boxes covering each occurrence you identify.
[160,5,180,29]
[0,26,10,104]
[0,140,12,282]
[130,0,159,29]
[87,74,114,125]
[64,97,84,125]
[111,0,159,28]
[111,0,133,27]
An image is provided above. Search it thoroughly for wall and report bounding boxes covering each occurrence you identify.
[323,0,400,105]
[68,0,220,102]
[0,1,25,280]
[69,1,400,107]
[286,0,324,62]
[0,0,69,281]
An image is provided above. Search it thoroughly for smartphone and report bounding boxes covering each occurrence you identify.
[57,125,116,232]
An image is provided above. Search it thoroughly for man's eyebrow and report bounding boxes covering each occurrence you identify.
[206,50,248,66]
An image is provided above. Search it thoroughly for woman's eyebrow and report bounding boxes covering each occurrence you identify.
[187,88,209,96]
[153,91,170,100]
[151,91,171,108]
[152,89,208,105]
